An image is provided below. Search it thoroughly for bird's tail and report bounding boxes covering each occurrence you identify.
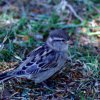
[0,70,14,82]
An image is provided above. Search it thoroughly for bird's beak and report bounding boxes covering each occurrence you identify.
[66,40,72,45]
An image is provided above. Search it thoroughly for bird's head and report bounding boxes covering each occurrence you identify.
[47,29,69,52]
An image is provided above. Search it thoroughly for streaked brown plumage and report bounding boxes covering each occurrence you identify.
[0,29,69,83]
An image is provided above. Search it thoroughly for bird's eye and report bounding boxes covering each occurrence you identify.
[62,40,67,44]
[62,39,66,42]
[62,39,65,41]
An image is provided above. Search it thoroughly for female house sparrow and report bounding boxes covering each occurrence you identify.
[0,29,69,83]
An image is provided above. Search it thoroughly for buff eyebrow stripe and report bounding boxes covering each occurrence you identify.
[53,38,65,41]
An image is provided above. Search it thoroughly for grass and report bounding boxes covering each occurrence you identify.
[0,0,100,99]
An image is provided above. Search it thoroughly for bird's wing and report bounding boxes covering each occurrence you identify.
[14,44,59,76]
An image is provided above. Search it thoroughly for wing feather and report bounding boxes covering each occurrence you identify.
[14,44,59,76]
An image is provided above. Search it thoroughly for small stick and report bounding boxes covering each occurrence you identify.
[65,0,83,22]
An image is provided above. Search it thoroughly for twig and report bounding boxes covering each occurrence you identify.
[0,35,8,51]
[65,0,83,22]
[87,32,100,36]
[56,0,83,22]
[0,82,4,99]
[92,5,100,13]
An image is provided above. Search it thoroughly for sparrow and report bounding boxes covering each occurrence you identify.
[0,29,70,83]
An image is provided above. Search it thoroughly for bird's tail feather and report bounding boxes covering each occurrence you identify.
[0,71,14,82]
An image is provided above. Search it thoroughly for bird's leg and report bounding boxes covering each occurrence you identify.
[66,57,72,63]
[41,82,55,92]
